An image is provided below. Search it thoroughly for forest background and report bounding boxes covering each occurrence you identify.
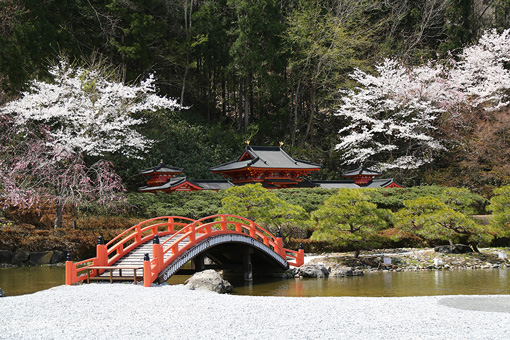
[2,0,510,258]
[3,0,510,193]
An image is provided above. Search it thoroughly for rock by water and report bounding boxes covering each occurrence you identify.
[184,270,233,294]
[0,250,11,264]
[330,266,364,277]
[296,264,330,278]
[29,251,54,265]
[434,244,473,254]
[11,249,30,264]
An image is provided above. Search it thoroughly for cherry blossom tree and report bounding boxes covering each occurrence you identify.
[449,29,510,110]
[335,58,446,171]
[0,57,181,228]
[336,29,510,172]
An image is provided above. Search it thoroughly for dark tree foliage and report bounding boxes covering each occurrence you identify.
[2,0,510,188]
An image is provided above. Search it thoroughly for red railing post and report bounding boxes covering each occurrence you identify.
[135,224,142,243]
[221,215,227,231]
[168,217,175,233]
[152,235,164,273]
[190,224,196,242]
[143,253,152,287]
[65,253,74,285]
[96,236,108,270]
[249,222,256,238]
[297,248,305,267]
[275,230,285,259]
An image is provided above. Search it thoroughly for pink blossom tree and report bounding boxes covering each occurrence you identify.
[0,57,181,228]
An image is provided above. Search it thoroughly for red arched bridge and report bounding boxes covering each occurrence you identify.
[65,214,304,287]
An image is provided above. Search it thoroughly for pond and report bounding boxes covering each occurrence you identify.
[1,266,508,297]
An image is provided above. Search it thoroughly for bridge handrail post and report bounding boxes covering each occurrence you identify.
[153,243,164,273]
[249,222,256,238]
[117,243,124,257]
[220,215,227,231]
[189,224,196,242]
[274,238,282,255]
[135,224,142,243]
[143,253,152,287]
[96,236,108,270]
[274,229,285,258]
[297,247,305,267]
[168,217,174,233]
[65,253,74,285]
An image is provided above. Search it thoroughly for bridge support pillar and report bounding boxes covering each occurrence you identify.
[192,253,206,272]
[243,248,253,282]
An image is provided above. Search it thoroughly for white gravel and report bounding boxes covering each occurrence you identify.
[0,284,509,340]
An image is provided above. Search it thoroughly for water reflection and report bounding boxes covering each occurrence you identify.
[0,266,65,296]
[228,269,510,297]
[1,266,509,297]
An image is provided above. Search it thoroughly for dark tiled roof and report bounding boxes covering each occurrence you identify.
[139,161,183,175]
[210,146,321,172]
[312,179,401,189]
[311,181,361,189]
[190,179,234,190]
[138,177,188,191]
[139,177,234,191]
[364,179,401,188]
[342,166,381,177]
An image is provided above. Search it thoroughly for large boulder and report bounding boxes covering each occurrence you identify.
[29,251,54,265]
[50,250,66,264]
[296,264,330,278]
[184,270,233,294]
[434,244,473,254]
[11,249,30,264]
[0,250,12,264]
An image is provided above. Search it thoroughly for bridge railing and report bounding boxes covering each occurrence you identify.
[142,214,304,286]
[66,214,304,286]
[65,216,195,285]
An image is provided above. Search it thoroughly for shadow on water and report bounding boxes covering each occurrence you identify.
[1,266,509,297]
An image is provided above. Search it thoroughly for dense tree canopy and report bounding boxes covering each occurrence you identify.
[219,183,310,241]
[395,196,494,251]
[311,189,393,257]
[2,0,510,192]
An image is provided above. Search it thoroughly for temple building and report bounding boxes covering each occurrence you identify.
[210,145,321,188]
[138,160,233,193]
[138,146,402,192]
[312,167,403,189]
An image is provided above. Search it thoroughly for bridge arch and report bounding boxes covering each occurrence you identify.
[65,214,304,287]
[158,233,289,282]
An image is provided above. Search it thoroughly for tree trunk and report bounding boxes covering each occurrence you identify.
[244,74,250,132]
[470,240,480,253]
[291,79,301,149]
[54,199,64,229]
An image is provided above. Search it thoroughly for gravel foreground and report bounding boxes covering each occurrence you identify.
[0,284,509,340]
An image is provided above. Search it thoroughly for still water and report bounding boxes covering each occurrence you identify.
[1,266,509,297]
